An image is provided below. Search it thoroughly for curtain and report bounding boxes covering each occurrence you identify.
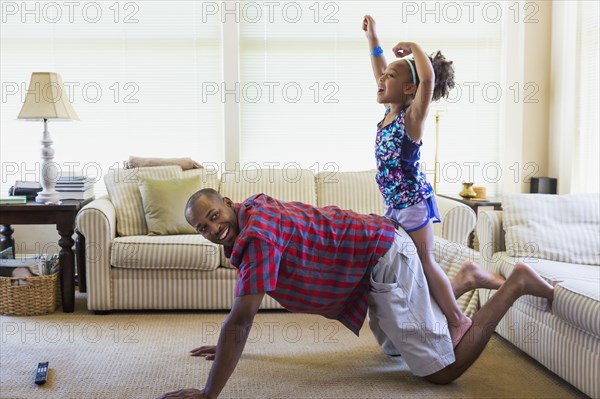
[549,1,599,194]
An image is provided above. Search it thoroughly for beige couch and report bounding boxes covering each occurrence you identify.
[477,193,599,398]
[76,166,479,314]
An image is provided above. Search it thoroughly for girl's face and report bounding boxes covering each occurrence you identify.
[377,61,415,105]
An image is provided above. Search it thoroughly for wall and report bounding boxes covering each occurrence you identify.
[521,1,552,193]
[10,225,64,257]
[500,1,552,194]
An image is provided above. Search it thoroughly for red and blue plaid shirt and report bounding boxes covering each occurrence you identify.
[224,194,396,335]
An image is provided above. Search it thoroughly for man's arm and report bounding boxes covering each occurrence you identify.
[203,293,264,398]
[157,293,265,399]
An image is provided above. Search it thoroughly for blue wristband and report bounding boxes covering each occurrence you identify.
[371,45,383,57]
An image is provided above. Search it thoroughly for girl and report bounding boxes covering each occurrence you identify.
[362,15,472,347]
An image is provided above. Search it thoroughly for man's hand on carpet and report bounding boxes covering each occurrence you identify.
[156,388,211,399]
[190,345,217,360]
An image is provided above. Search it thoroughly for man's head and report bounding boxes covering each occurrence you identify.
[185,188,239,247]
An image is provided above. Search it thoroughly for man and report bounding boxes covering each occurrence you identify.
[158,190,554,399]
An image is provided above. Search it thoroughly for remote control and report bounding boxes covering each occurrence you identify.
[34,362,48,385]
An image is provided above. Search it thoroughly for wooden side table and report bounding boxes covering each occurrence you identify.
[437,194,502,249]
[437,194,502,213]
[0,199,92,312]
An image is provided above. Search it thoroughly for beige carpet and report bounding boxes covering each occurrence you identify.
[0,293,587,399]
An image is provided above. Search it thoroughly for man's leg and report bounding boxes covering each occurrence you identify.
[424,263,554,384]
[450,261,506,299]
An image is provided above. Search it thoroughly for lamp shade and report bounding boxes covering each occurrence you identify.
[17,72,79,120]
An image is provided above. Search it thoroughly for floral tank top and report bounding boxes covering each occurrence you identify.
[375,107,433,209]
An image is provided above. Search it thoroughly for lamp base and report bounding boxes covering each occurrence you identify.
[36,119,62,204]
[35,190,61,204]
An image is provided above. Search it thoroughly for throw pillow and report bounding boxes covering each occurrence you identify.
[138,175,202,235]
[503,193,600,265]
[104,166,183,236]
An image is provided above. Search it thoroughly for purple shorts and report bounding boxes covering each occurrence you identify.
[384,196,441,233]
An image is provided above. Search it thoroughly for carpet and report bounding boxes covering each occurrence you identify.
[0,293,587,399]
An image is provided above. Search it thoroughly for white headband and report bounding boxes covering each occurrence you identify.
[404,58,416,85]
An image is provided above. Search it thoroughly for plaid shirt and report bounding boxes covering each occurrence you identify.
[224,194,396,335]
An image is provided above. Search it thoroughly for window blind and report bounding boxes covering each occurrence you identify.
[239,1,502,196]
[0,1,223,195]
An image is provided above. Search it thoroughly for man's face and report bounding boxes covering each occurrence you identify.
[186,195,239,247]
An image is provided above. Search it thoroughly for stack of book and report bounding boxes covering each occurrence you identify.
[0,195,27,205]
[8,181,42,200]
[56,172,95,200]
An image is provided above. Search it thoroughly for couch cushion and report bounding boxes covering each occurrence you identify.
[503,193,600,265]
[487,252,600,334]
[138,175,202,235]
[554,279,600,338]
[316,170,383,215]
[105,166,183,236]
[490,252,599,285]
[111,235,219,271]
[219,168,316,205]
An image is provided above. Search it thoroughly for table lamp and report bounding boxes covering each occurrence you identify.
[17,72,79,203]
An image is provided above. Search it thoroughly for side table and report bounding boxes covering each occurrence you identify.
[0,198,92,312]
[437,194,502,249]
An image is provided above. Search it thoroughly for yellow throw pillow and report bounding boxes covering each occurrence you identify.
[138,175,201,235]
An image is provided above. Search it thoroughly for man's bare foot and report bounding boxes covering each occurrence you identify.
[452,261,506,298]
[506,263,554,306]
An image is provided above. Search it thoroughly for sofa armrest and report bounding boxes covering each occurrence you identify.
[76,196,116,239]
[435,196,476,246]
[476,211,505,267]
[75,195,116,310]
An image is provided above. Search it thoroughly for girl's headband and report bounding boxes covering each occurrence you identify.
[404,58,416,85]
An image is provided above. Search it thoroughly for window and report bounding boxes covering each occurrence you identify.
[238,1,502,195]
[2,1,512,198]
[1,1,222,195]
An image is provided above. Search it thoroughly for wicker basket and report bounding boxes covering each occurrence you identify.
[0,272,60,316]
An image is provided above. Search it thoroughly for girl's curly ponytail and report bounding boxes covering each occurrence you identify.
[428,50,455,101]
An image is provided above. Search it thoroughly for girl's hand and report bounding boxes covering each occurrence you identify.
[362,15,377,40]
[392,42,413,58]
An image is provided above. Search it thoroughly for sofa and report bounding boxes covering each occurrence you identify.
[76,165,479,315]
[477,193,599,398]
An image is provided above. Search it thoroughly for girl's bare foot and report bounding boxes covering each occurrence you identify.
[449,315,473,348]
[452,261,506,297]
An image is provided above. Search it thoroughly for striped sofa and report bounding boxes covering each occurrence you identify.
[477,193,599,398]
[76,166,479,316]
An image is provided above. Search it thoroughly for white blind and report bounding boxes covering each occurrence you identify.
[573,1,599,193]
[239,1,502,196]
[0,1,223,195]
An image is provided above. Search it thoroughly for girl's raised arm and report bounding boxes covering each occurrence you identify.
[393,41,434,139]
[363,16,387,86]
